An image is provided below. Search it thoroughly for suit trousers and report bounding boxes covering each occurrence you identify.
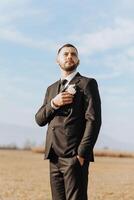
[49,148,90,200]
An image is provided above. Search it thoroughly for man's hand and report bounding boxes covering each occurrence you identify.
[76,155,85,166]
[52,92,74,107]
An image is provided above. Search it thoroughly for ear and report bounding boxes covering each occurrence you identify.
[56,55,59,64]
[77,59,80,66]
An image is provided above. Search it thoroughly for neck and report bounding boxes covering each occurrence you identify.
[61,70,75,78]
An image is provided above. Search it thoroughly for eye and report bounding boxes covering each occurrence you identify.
[71,53,77,56]
[64,53,68,56]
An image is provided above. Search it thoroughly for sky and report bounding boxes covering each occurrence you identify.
[0,0,134,150]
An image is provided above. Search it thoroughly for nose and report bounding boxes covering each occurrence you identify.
[67,53,72,59]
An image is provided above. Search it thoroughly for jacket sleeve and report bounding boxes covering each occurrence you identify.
[78,79,102,158]
[35,88,56,126]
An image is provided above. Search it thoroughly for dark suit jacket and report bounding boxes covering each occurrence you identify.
[35,73,101,161]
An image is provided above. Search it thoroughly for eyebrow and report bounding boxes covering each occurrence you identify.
[63,52,77,55]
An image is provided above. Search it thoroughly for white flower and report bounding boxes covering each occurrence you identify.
[66,84,76,95]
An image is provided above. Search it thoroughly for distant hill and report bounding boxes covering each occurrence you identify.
[0,122,45,148]
[95,132,134,151]
[0,122,134,151]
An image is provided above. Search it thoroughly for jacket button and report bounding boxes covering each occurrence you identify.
[51,127,55,130]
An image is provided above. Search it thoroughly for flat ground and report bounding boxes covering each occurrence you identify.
[0,150,134,200]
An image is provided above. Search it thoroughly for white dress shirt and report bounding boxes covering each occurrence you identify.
[61,70,77,87]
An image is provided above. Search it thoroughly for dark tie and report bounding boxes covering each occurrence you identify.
[58,79,71,116]
[60,79,68,92]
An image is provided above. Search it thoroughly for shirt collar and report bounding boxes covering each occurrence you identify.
[61,71,77,83]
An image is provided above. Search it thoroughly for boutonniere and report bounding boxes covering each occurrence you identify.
[66,84,76,95]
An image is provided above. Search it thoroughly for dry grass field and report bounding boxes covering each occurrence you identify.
[0,150,134,200]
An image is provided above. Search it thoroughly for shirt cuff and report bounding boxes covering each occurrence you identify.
[51,99,59,110]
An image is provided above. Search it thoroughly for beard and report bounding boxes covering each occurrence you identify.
[60,62,79,72]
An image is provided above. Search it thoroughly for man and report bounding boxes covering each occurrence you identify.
[35,44,101,200]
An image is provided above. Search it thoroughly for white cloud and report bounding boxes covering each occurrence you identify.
[0,0,18,5]
[0,1,55,51]
[82,45,134,77]
[95,72,121,80]
[102,85,128,96]
[0,9,47,25]
[0,0,31,7]
[100,81,134,114]
[70,18,134,55]
[103,51,134,74]
[122,0,134,8]
[126,48,134,58]
[0,69,37,126]
[0,0,50,28]
[0,27,57,50]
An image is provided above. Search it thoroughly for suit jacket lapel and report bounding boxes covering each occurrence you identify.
[52,80,61,96]
[68,72,82,85]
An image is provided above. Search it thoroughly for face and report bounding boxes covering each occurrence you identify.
[57,47,79,72]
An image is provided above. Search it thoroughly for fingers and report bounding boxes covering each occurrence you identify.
[61,91,74,98]
[61,98,73,105]
[76,155,85,166]
[53,92,74,107]
[60,92,74,105]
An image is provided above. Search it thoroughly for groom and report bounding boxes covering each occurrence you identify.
[35,44,101,200]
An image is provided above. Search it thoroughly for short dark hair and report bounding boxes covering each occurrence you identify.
[58,43,78,54]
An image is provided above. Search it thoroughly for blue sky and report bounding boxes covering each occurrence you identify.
[0,0,134,149]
